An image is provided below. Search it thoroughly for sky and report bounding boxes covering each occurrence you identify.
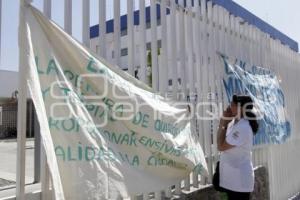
[0,0,299,72]
[233,0,300,51]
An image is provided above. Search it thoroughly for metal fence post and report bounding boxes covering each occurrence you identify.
[34,110,41,183]
[16,0,32,199]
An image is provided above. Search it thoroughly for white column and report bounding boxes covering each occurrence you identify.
[43,0,51,18]
[127,0,134,76]
[150,0,158,91]
[64,0,72,34]
[113,0,120,65]
[82,0,90,47]
[99,0,106,58]
[139,0,147,83]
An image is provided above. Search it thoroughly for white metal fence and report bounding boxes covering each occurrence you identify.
[1,0,300,199]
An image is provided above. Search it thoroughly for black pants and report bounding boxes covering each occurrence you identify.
[224,189,251,200]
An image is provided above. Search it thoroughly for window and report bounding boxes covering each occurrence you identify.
[157,19,161,26]
[158,40,162,49]
[146,42,151,50]
[146,22,151,29]
[168,78,181,86]
[146,40,162,50]
[121,29,128,36]
[121,48,128,56]
[146,19,161,28]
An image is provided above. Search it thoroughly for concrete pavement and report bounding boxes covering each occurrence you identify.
[0,139,35,187]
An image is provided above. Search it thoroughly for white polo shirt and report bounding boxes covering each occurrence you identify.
[219,118,254,192]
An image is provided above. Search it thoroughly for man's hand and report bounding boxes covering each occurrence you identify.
[220,106,233,127]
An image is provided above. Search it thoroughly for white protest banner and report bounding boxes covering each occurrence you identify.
[221,55,291,145]
[21,5,208,199]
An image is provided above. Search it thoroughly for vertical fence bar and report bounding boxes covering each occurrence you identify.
[253,28,258,66]
[41,147,51,200]
[43,0,51,18]
[170,0,178,100]
[192,0,201,188]
[240,18,245,62]
[82,0,90,47]
[257,29,262,66]
[154,191,161,200]
[190,0,197,190]
[16,1,30,199]
[41,1,54,198]
[186,0,194,97]
[247,23,252,65]
[208,0,215,182]
[160,0,168,94]
[241,20,246,63]
[177,2,187,101]
[244,23,250,64]
[139,0,147,83]
[142,193,149,200]
[256,28,261,66]
[252,27,257,66]
[127,0,134,76]
[198,0,206,185]
[244,21,249,63]
[184,1,194,191]
[236,17,241,62]
[200,0,211,184]
[211,4,218,169]
[34,111,41,183]
[64,0,72,34]
[258,30,265,67]
[173,2,183,194]
[150,0,158,91]
[222,7,228,57]
[99,0,106,58]
[230,14,238,59]
[275,40,281,200]
[221,7,229,104]
[249,25,254,67]
[229,15,235,59]
[113,0,120,65]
